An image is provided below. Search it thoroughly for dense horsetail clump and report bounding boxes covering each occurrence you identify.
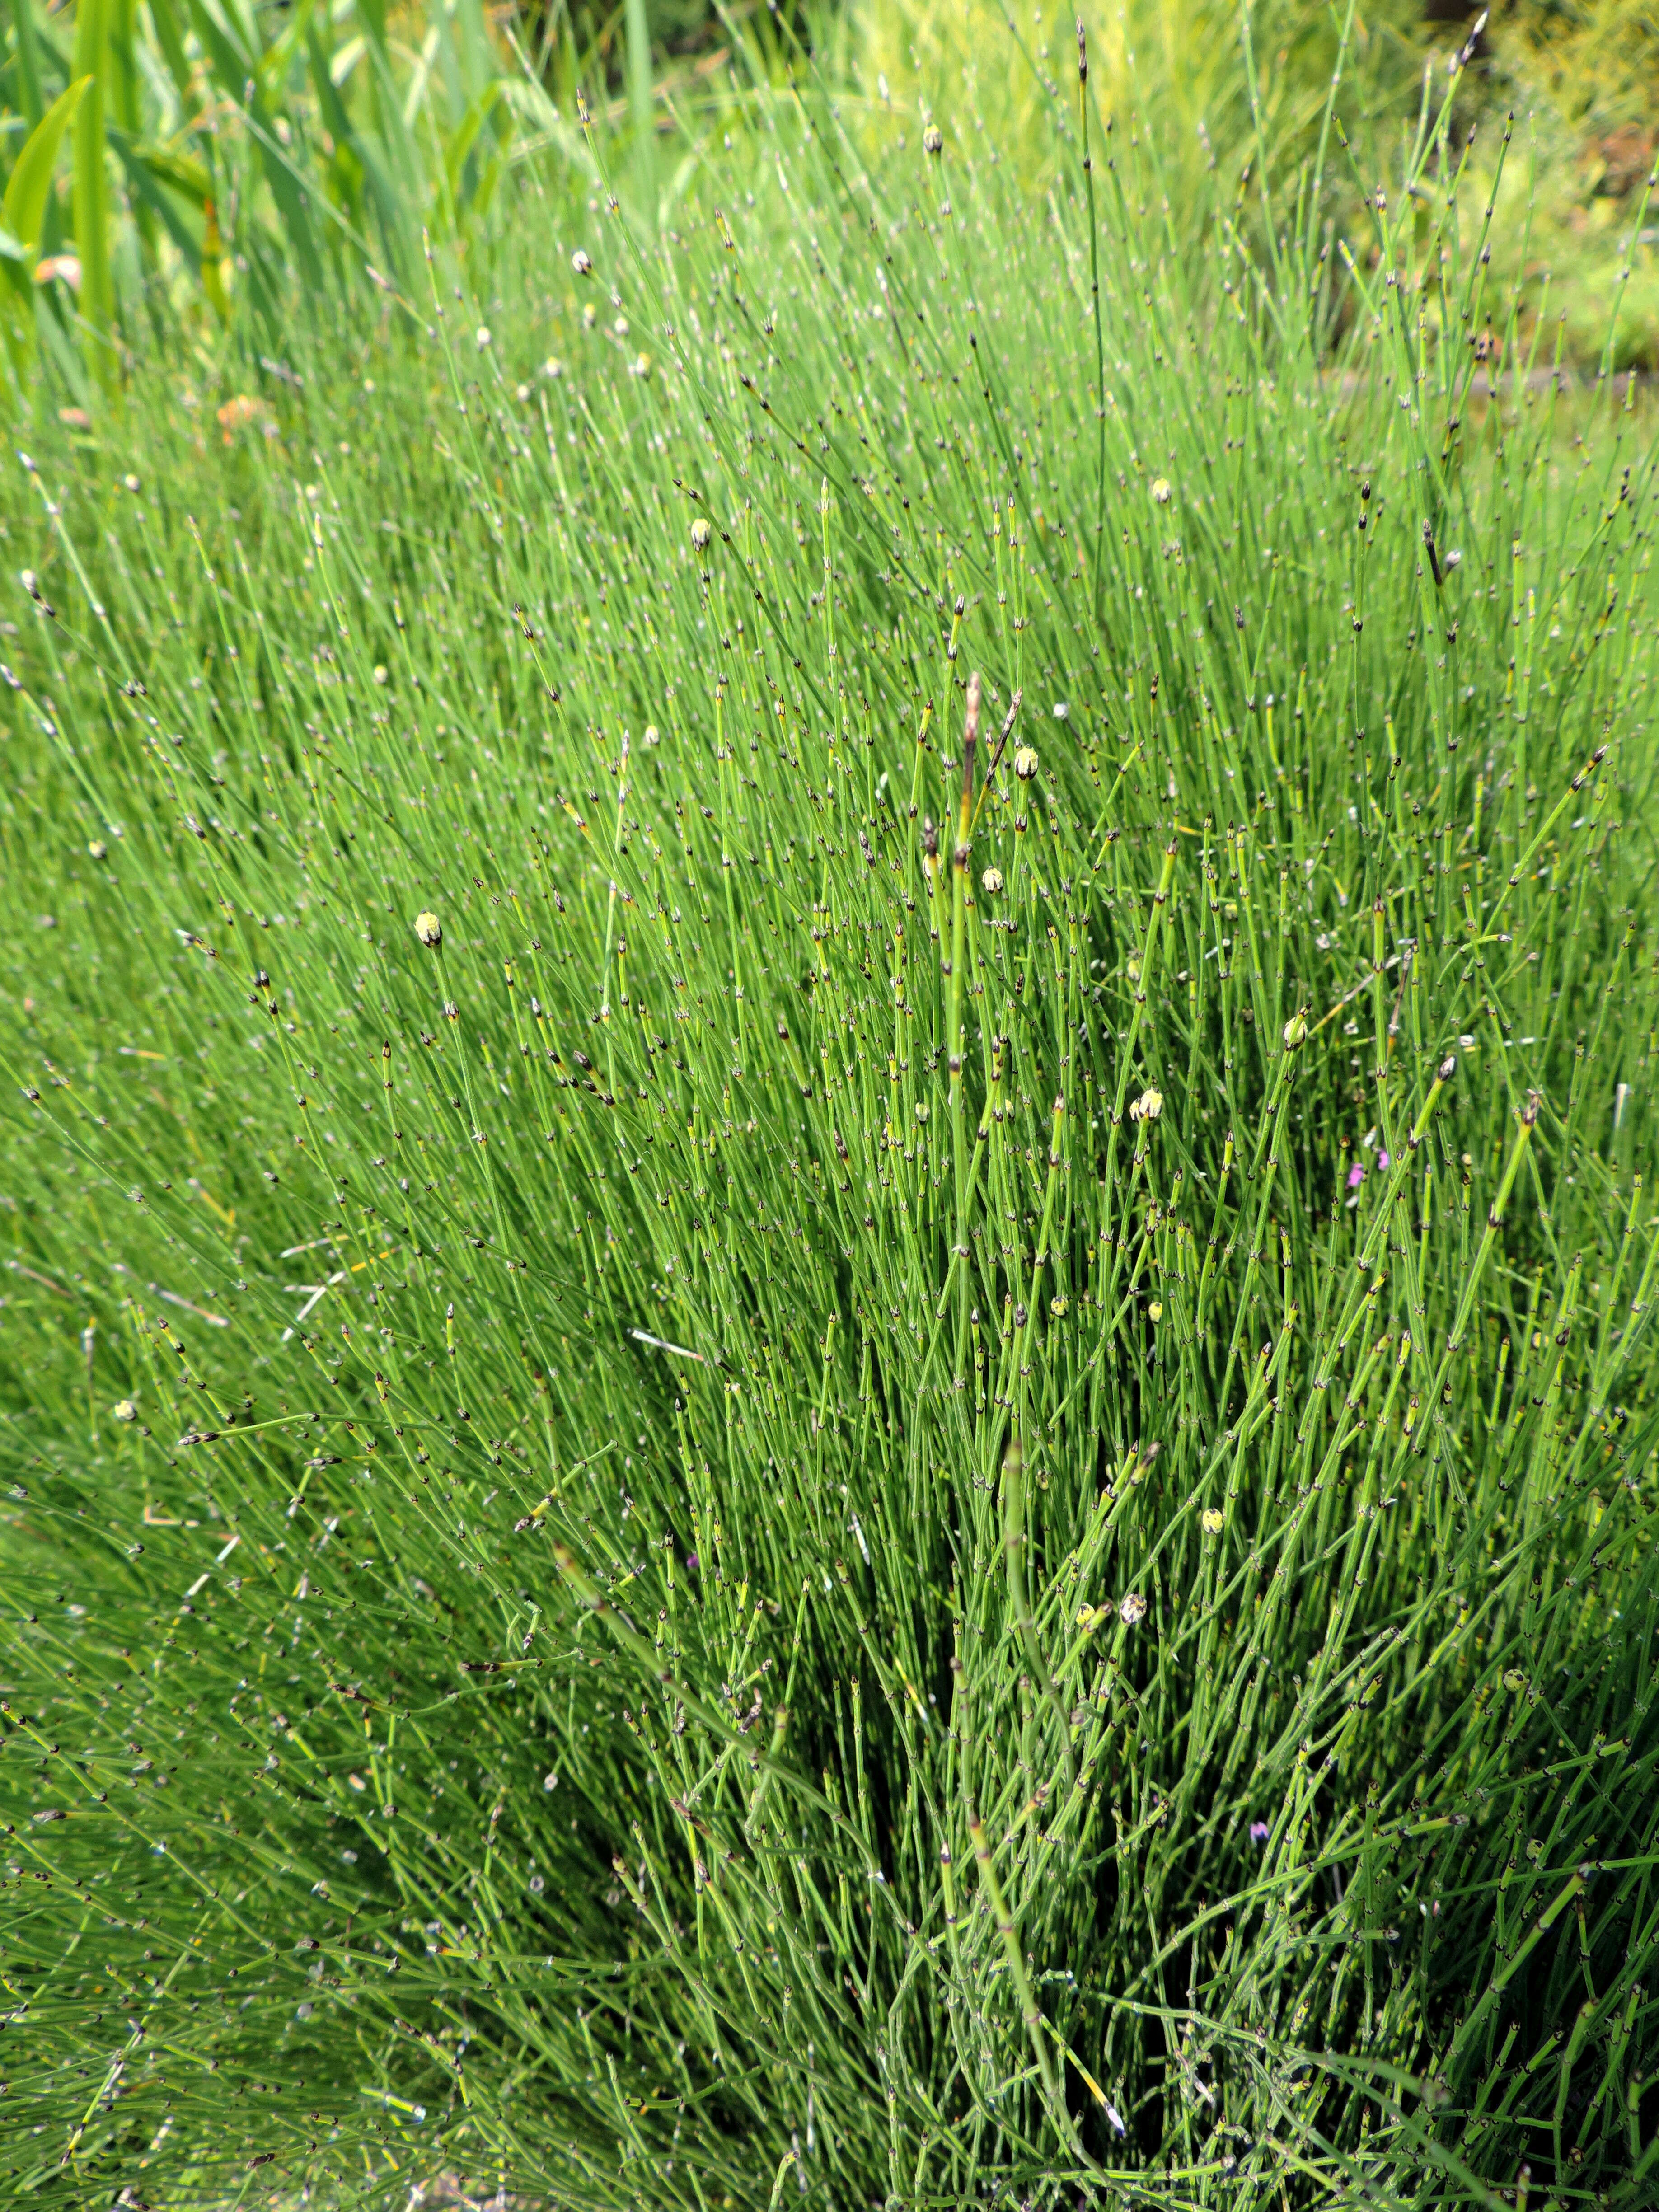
[3,15,1658,2208]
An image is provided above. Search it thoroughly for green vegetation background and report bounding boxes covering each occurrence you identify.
[1,1,1658,2209]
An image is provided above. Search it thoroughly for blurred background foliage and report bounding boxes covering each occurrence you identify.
[0,0,1652,419]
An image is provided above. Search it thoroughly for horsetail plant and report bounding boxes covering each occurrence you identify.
[2,7,1659,2209]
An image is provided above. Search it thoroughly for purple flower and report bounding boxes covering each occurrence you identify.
[683,1552,699,1575]
[1376,1150,1391,1171]
[1347,1163,1365,1189]
[1249,1821,1270,1844]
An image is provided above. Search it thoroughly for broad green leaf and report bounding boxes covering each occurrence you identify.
[109,0,143,137]
[146,0,196,111]
[351,0,426,225]
[10,0,45,127]
[1,74,91,267]
[107,130,208,267]
[308,22,412,279]
[182,0,323,296]
[0,74,89,408]
[329,36,366,89]
[442,79,501,207]
[185,0,254,90]
[453,0,494,106]
[403,21,443,133]
[129,143,215,208]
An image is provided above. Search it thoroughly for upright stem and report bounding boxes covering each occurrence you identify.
[1077,20,1109,625]
[949,675,981,1330]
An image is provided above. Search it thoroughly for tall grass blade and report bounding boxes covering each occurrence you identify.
[70,0,114,397]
